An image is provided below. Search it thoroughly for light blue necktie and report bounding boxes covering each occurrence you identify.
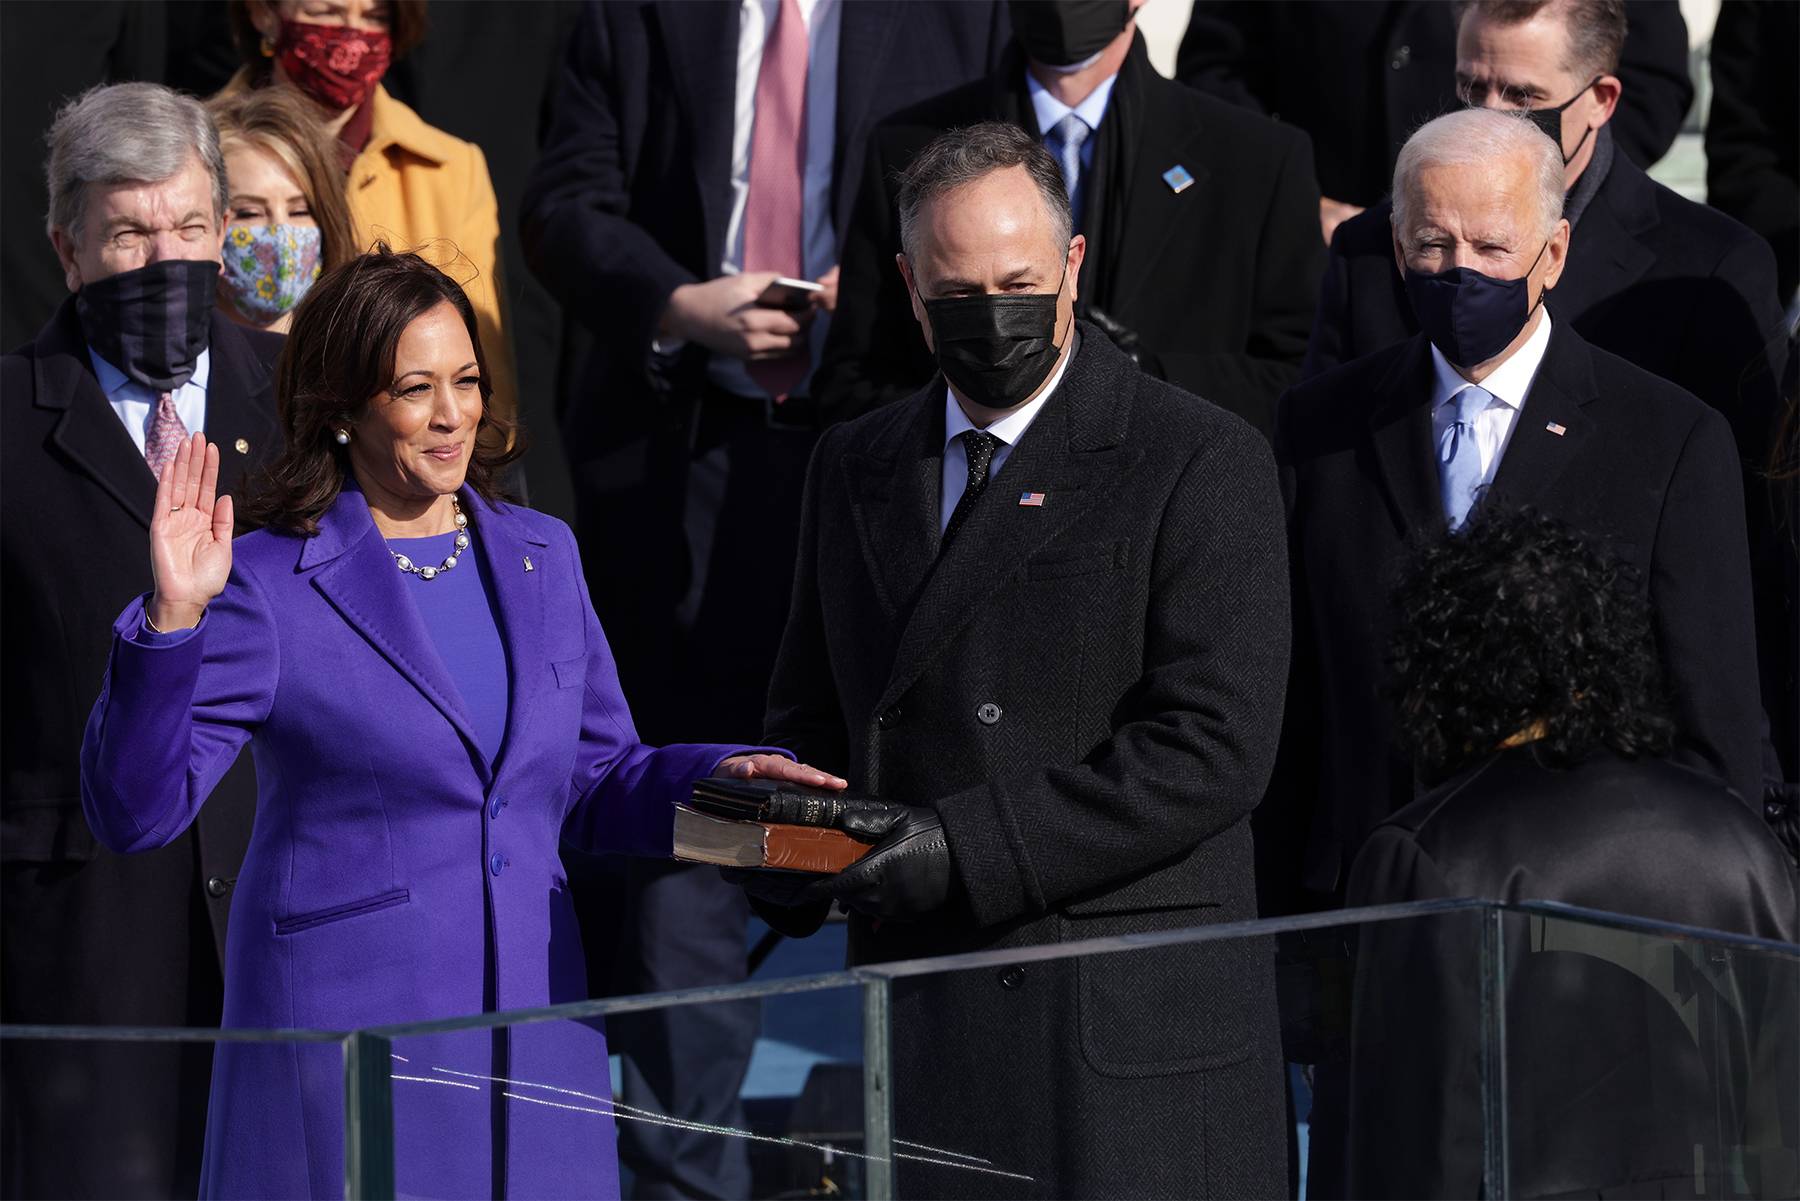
[1438,385,1492,529]
[1049,113,1090,228]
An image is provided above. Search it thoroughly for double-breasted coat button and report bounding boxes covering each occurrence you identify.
[205,875,231,898]
[999,966,1026,990]
[976,702,1002,726]
[877,707,903,730]
[1391,44,1411,69]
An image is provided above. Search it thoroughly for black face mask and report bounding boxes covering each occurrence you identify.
[1523,77,1600,164]
[923,271,1067,409]
[1403,241,1549,368]
[1008,0,1132,68]
[75,258,217,391]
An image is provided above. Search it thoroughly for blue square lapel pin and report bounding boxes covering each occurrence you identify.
[1162,165,1195,194]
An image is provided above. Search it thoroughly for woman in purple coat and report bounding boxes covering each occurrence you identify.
[79,249,844,1198]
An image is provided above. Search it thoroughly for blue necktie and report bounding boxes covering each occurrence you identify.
[1049,113,1090,228]
[1438,386,1492,529]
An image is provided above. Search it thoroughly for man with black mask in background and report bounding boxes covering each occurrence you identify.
[738,122,1292,1199]
[815,0,1324,438]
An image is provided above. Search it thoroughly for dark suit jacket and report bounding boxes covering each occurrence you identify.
[814,35,1324,437]
[765,327,1291,1197]
[1705,0,1800,303]
[0,298,279,1197]
[1273,325,1763,901]
[1333,747,1800,1200]
[1176,0,1694,208]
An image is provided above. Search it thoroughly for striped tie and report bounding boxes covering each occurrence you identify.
[144,392,187,480]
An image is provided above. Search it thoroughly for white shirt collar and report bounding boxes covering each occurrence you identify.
[1428,309,1553,413]
[87,344,212,398]
[943,330,1078,451]
[1026,71,1118,139]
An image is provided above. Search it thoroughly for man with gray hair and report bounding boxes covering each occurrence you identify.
[1,80,279,1197]
[1268,107,1762,917]
[739,120,1292,1197]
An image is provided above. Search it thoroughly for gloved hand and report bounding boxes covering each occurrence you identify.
[1084,305,1166,379]
[812,803,954,921]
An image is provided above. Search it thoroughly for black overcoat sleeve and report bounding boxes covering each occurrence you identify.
[937,417,1292,926]
[518,5,699,363]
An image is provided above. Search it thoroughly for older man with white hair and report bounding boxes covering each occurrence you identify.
[1265,106,1762,914]
[1,81,279,1197]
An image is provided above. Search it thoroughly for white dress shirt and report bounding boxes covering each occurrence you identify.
[88,346,210,456]
[1026,70,1118,175]
[710,0,842,398]
[939,333,1078,531]
[1428,310,1553,483]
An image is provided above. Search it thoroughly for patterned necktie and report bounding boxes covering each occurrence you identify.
[1438,385,1492,529]
[743,0,810,402]
[144,391,188,480]
[1049,113,1091,229]
[941,430,1001,554]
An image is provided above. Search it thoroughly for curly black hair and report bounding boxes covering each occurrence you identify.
[1387,507,1675,783]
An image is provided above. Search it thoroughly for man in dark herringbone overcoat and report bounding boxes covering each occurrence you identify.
[743,123,1291,1199]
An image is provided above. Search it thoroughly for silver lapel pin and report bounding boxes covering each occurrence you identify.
[523,556,534,572]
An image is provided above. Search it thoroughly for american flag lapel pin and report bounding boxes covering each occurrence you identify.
[1545,422,1567,436]
[1019,491,1047,507]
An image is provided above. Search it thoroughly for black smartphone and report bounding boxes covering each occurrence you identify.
[755,276,824,311]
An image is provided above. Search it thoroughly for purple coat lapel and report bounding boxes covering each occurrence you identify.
[465,492,550,781]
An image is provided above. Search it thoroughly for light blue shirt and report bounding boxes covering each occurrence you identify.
[87,346,210,457]
[1027,70,1119,179]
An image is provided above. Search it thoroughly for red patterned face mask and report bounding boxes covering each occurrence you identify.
[275,19,391,112]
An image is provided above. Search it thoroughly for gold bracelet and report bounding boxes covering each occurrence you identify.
[143,608,200,635]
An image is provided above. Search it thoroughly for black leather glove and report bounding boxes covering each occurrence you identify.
[1084,305,1166,379]
[811,803,954,921]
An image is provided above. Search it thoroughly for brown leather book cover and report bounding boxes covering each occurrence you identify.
[673,804,871,874]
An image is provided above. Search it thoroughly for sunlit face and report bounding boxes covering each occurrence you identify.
[347,302,484,504]
[249,0,392,40]
[1455,11,1614,165]
[896,164,1085,354]
[223,140,314,229]
[1393,158,1567,290]
[51,154,223,292]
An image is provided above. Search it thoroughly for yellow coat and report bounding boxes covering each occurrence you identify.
[347,86,518,424]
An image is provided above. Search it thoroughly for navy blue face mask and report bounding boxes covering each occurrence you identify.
[1403,241,1549,367]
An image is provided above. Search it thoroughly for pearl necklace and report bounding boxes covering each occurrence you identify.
[390,497,471,581]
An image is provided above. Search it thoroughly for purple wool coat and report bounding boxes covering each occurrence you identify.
[80,487,765,1199]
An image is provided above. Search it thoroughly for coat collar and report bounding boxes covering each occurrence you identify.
[1546,152,1658,321]
[845,326,1142,713]
[361,84,463,167]
[298,482,553,785]
[1365,326,1598,537]
[34,299,277,530]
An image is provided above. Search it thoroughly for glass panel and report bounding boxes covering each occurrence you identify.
[874,905,1489,1200]
[381,983,870,1200]
[0,1027,345,1199]
[1499,907,1800,1200]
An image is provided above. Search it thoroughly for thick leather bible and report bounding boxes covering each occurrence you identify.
[672,803,872,873]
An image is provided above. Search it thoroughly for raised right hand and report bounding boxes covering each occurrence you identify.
[148,432,234,632]
[660,270,813,361]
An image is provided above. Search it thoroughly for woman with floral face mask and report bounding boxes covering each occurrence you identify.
[206,87,356,335]
[217,0,519,428]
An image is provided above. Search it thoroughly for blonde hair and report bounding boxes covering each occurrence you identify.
[206,84,357,273]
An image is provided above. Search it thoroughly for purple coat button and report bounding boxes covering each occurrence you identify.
[489,852,505,876]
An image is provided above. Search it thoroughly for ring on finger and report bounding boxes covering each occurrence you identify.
[170,505,184,513]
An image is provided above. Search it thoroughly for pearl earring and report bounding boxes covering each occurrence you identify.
[334,429,351,445]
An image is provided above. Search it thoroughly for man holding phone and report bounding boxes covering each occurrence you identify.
[521,3,1010,1196]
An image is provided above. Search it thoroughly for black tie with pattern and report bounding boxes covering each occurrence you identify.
[941,430,1001,554]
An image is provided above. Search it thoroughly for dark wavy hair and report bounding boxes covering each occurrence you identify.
[1386,507,1675,783]
[245,246,521,535]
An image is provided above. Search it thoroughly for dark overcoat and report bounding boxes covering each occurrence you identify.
[0,298,278,1197]
[765,327,1292,1198]
[1271,324,1763,903]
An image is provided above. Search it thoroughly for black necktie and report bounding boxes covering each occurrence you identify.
[941,430,1001,554]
